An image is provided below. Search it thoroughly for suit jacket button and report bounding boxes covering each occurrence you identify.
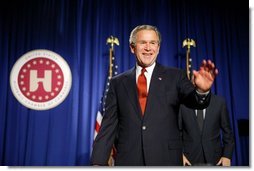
[142,126,146,130]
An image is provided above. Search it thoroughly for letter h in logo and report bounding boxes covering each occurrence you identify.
[30,70,52,92]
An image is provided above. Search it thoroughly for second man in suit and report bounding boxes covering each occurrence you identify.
[179,94,235,166]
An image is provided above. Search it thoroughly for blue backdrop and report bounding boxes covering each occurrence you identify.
[0,0,249,166]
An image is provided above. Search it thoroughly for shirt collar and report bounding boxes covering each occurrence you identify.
[136,62,156,75]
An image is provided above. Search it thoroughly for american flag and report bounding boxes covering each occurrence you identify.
[94,49,118,165]
[94,50,118,138]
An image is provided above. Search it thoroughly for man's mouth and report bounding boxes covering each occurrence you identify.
[142,53,153,57]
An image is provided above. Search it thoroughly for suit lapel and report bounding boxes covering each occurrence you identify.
[144,64,165,120]
[122,68,142,119]
[183,107,201,132]
[192,110,201,132]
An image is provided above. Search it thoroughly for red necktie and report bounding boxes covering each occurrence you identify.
[137,68,147,115]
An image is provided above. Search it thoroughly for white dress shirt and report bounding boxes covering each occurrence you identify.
[195,109,206,119]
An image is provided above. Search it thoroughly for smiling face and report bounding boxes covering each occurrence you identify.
[130,29,160,67]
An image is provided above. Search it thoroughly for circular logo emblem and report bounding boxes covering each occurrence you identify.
[10,49,72,110]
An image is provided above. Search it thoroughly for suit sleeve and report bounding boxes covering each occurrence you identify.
[90,79,118,165]
[178,106,185,155]
[220,98,235,159]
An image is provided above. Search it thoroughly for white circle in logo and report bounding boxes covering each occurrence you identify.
[10,49,72,110]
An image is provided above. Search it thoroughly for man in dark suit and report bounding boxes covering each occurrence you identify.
[179,94,235,166]
[91,25,218,166]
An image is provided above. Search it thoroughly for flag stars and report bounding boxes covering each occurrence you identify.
[55,87,59,91]
[32,95,36,99]
[27,64,31,68]
[32,60,37,65]
[22,87,26,91]
[55,69,59,73]
[20,75,24,79]
[51,64,55,68]
[26,92,30,96]
[45,95,49,100]
[46,61,50,65]
[57,75,62,79]
[57,81,61,86]
[20,81,24,85]
[39,59,43,64]
[22,69,27,73]
[38,96,42,100]
[50,92,55,96]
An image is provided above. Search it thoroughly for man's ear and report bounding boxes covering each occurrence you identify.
[130,44,135,54]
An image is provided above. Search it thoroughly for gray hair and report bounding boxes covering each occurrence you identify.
[129,25,161,46]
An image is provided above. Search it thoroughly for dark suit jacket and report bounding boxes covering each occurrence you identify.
[179,94,235,165]
[91,63,211,166]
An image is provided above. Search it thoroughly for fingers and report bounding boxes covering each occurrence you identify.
[214,68,219,75]
[192,70,198,76]
[220,157,231,166]
[195,69,213,82]
[216,159,222,166]
[183,154,192,166]
[202,60,214,71]
[186,160,191,166]
[200,59,219,78]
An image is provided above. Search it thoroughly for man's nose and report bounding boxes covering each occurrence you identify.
[144,43,151,50]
